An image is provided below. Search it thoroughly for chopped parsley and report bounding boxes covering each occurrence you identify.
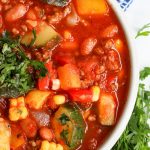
[140,67,150,81]
[135,23,150,38]
[0,31,47,98]
[29,29,37,47]
[112,67,150,150]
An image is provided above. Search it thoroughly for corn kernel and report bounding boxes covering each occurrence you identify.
[9,97,28,121]
[53,95,66,105]
[115,39,123,52]
[63,30,73,40]
[40,141,63,150]
[91,86,101,102]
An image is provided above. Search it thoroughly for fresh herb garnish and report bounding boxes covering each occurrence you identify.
[59,113,70,125]
[112,68,150,150]
[135,23,150,38]
[140,67,150,80]
[0,31,47,98]
[29,29,37,47]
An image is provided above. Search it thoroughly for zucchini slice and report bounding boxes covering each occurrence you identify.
[52,103,86,150]
[21,21,62,47]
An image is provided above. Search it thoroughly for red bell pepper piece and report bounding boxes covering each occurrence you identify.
[38,61,53,90]
[68,89,93,103]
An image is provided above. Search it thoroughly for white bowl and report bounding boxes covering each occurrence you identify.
[100,1,139,150]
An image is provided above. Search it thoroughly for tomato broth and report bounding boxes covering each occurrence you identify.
[0,0,130,150]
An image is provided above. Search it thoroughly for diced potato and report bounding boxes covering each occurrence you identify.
[53,95,66,105]
[21,21,62,47]
[98,93,117,125]
[76,0,108,16]
[57,64,81,90]
[25,90,51,109]
[10,124,26,149]
[0,118,11,150]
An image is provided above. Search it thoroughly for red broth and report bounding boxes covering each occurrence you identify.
[0,0,130,149]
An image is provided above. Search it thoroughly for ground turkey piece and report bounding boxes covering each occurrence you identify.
[77,55,106,88]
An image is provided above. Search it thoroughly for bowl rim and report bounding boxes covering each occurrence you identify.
[100,1,139,150]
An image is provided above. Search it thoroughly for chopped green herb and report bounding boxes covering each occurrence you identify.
[112,68,150,150]
[59,113,70,125]
[0,32,47,98]
[135,23,150,38]
[29,29,37,47]
[140,67,150,80]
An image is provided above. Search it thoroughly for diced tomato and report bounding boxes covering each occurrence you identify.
[98,92,118,125]
[68,89,93,103]
[38,75,50,90]
[53,53,75,65]
[57,64,81,90]
[45,61,54,75]
[5,4,28,22]
[38,61,56,90]
[20,117,37,138]
[60,40,79,51]
[26,9,37,20]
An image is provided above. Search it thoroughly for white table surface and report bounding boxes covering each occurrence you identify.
[122,0,150,85]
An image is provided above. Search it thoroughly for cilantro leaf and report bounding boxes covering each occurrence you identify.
[0,32,47,98]
[29,29,37,47]
[112,68,150,150]
[135,23,150,38]
[140,67,150,80]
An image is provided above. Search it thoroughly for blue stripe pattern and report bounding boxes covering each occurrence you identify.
[116,0,133,11]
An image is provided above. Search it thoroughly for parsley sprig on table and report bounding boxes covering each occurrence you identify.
[135,23,150,38]
[0,31,47,98]
[112,68,150,150]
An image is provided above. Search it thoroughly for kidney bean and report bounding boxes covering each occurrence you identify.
[80,37,97,55]
[101,25,118,38]
[39,127,54,141]
[5,4,28,22]
[26,9,37,20]
[20,117,37,138]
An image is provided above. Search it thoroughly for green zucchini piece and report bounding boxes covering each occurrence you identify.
[52,103,86,150]
[21,21,62,48]
[43,0,71,7]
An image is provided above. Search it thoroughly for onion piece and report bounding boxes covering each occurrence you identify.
[30,110,50,127]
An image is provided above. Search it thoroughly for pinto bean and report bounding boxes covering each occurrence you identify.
[26,9,37,20]
[80,37,97,55]
[39,127,53,141]
[5,4,28,22]
[101,25,118,38]
[20,117,37,138]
